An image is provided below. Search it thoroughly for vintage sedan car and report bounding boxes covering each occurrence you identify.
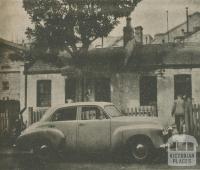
[16,102,165,162]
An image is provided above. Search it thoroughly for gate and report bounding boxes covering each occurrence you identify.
[191,104,200,142]
[0,100,20,135]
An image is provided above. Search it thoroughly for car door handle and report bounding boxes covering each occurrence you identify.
[79,123,85,126]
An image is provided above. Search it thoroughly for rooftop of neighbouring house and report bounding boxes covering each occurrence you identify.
[89,36,123,49]
[154,12,200,37]
[152,11,200,44]
[0,38,25,63]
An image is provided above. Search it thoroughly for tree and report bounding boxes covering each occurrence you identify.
[23,0,141,63]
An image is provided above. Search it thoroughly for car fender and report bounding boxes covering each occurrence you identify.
[16,127,65,150]
[111,124,164,151]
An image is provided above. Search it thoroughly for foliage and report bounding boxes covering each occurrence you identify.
[23,0,141,63]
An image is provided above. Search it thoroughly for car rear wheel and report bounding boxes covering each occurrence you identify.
[129,138,153,163]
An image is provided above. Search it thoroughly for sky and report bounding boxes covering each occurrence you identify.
[0,0,200,42]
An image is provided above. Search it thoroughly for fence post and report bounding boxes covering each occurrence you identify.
[6,110,9,132]
[135,107,138,116]
[197,104,200,137]
[28,107,33,126]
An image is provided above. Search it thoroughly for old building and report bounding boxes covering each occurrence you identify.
[153,11,200,44]
[22,14,200,129]
[24,41,200,127]
[0,38,25,133]
[0,38,25,108]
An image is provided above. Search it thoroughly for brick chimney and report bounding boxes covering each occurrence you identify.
[123,17,134,47]
[135,26,143,44]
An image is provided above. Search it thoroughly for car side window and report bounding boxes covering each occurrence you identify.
[52,107,77,121]
[81,106,107,120]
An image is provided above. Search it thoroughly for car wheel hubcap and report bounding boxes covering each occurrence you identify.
[133,144,147,160]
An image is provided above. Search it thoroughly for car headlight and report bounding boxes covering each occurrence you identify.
[162,126,173,136]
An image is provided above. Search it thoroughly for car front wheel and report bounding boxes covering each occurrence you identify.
[32,141,55,161]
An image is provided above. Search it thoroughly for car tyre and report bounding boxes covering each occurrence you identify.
[129,137,153,163]
[32,141,55,161]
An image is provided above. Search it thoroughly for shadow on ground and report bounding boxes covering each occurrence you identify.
[12,150,167,170]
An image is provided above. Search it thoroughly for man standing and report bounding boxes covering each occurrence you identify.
[171,95,185,133]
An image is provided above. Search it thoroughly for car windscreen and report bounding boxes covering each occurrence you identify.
[40,107,55,122]
[104,105,124,117]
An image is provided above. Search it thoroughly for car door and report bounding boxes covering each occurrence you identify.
[50,106,78,152]
[77,106,111,153]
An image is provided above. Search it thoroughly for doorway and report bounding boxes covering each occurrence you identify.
[174,74,192,99]
[95,78,111,102]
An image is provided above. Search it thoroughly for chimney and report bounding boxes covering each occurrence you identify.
[135,26,143,44]
[123,17,134,46]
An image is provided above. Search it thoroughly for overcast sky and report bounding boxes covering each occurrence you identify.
[0,0,200,42]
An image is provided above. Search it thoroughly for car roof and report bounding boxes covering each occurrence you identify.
[51,102,114,110]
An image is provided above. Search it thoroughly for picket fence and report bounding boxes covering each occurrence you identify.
[28,105,158,125]
[123,106,158,117]
[28,107,47,125]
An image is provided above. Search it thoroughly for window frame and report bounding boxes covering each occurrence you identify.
[78,105,110,121]
[50,106,78,122]
[37,80,52,107]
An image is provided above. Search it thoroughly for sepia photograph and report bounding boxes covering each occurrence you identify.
[0,0,200,169]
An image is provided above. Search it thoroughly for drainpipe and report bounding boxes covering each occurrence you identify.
[20,62,27,113]
[19,56,28,127]
[186,7,189,34]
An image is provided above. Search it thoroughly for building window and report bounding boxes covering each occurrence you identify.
[2,81,9,90]
[140,76,157,106]
[65,78,76,102]
[37,80,51,107]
